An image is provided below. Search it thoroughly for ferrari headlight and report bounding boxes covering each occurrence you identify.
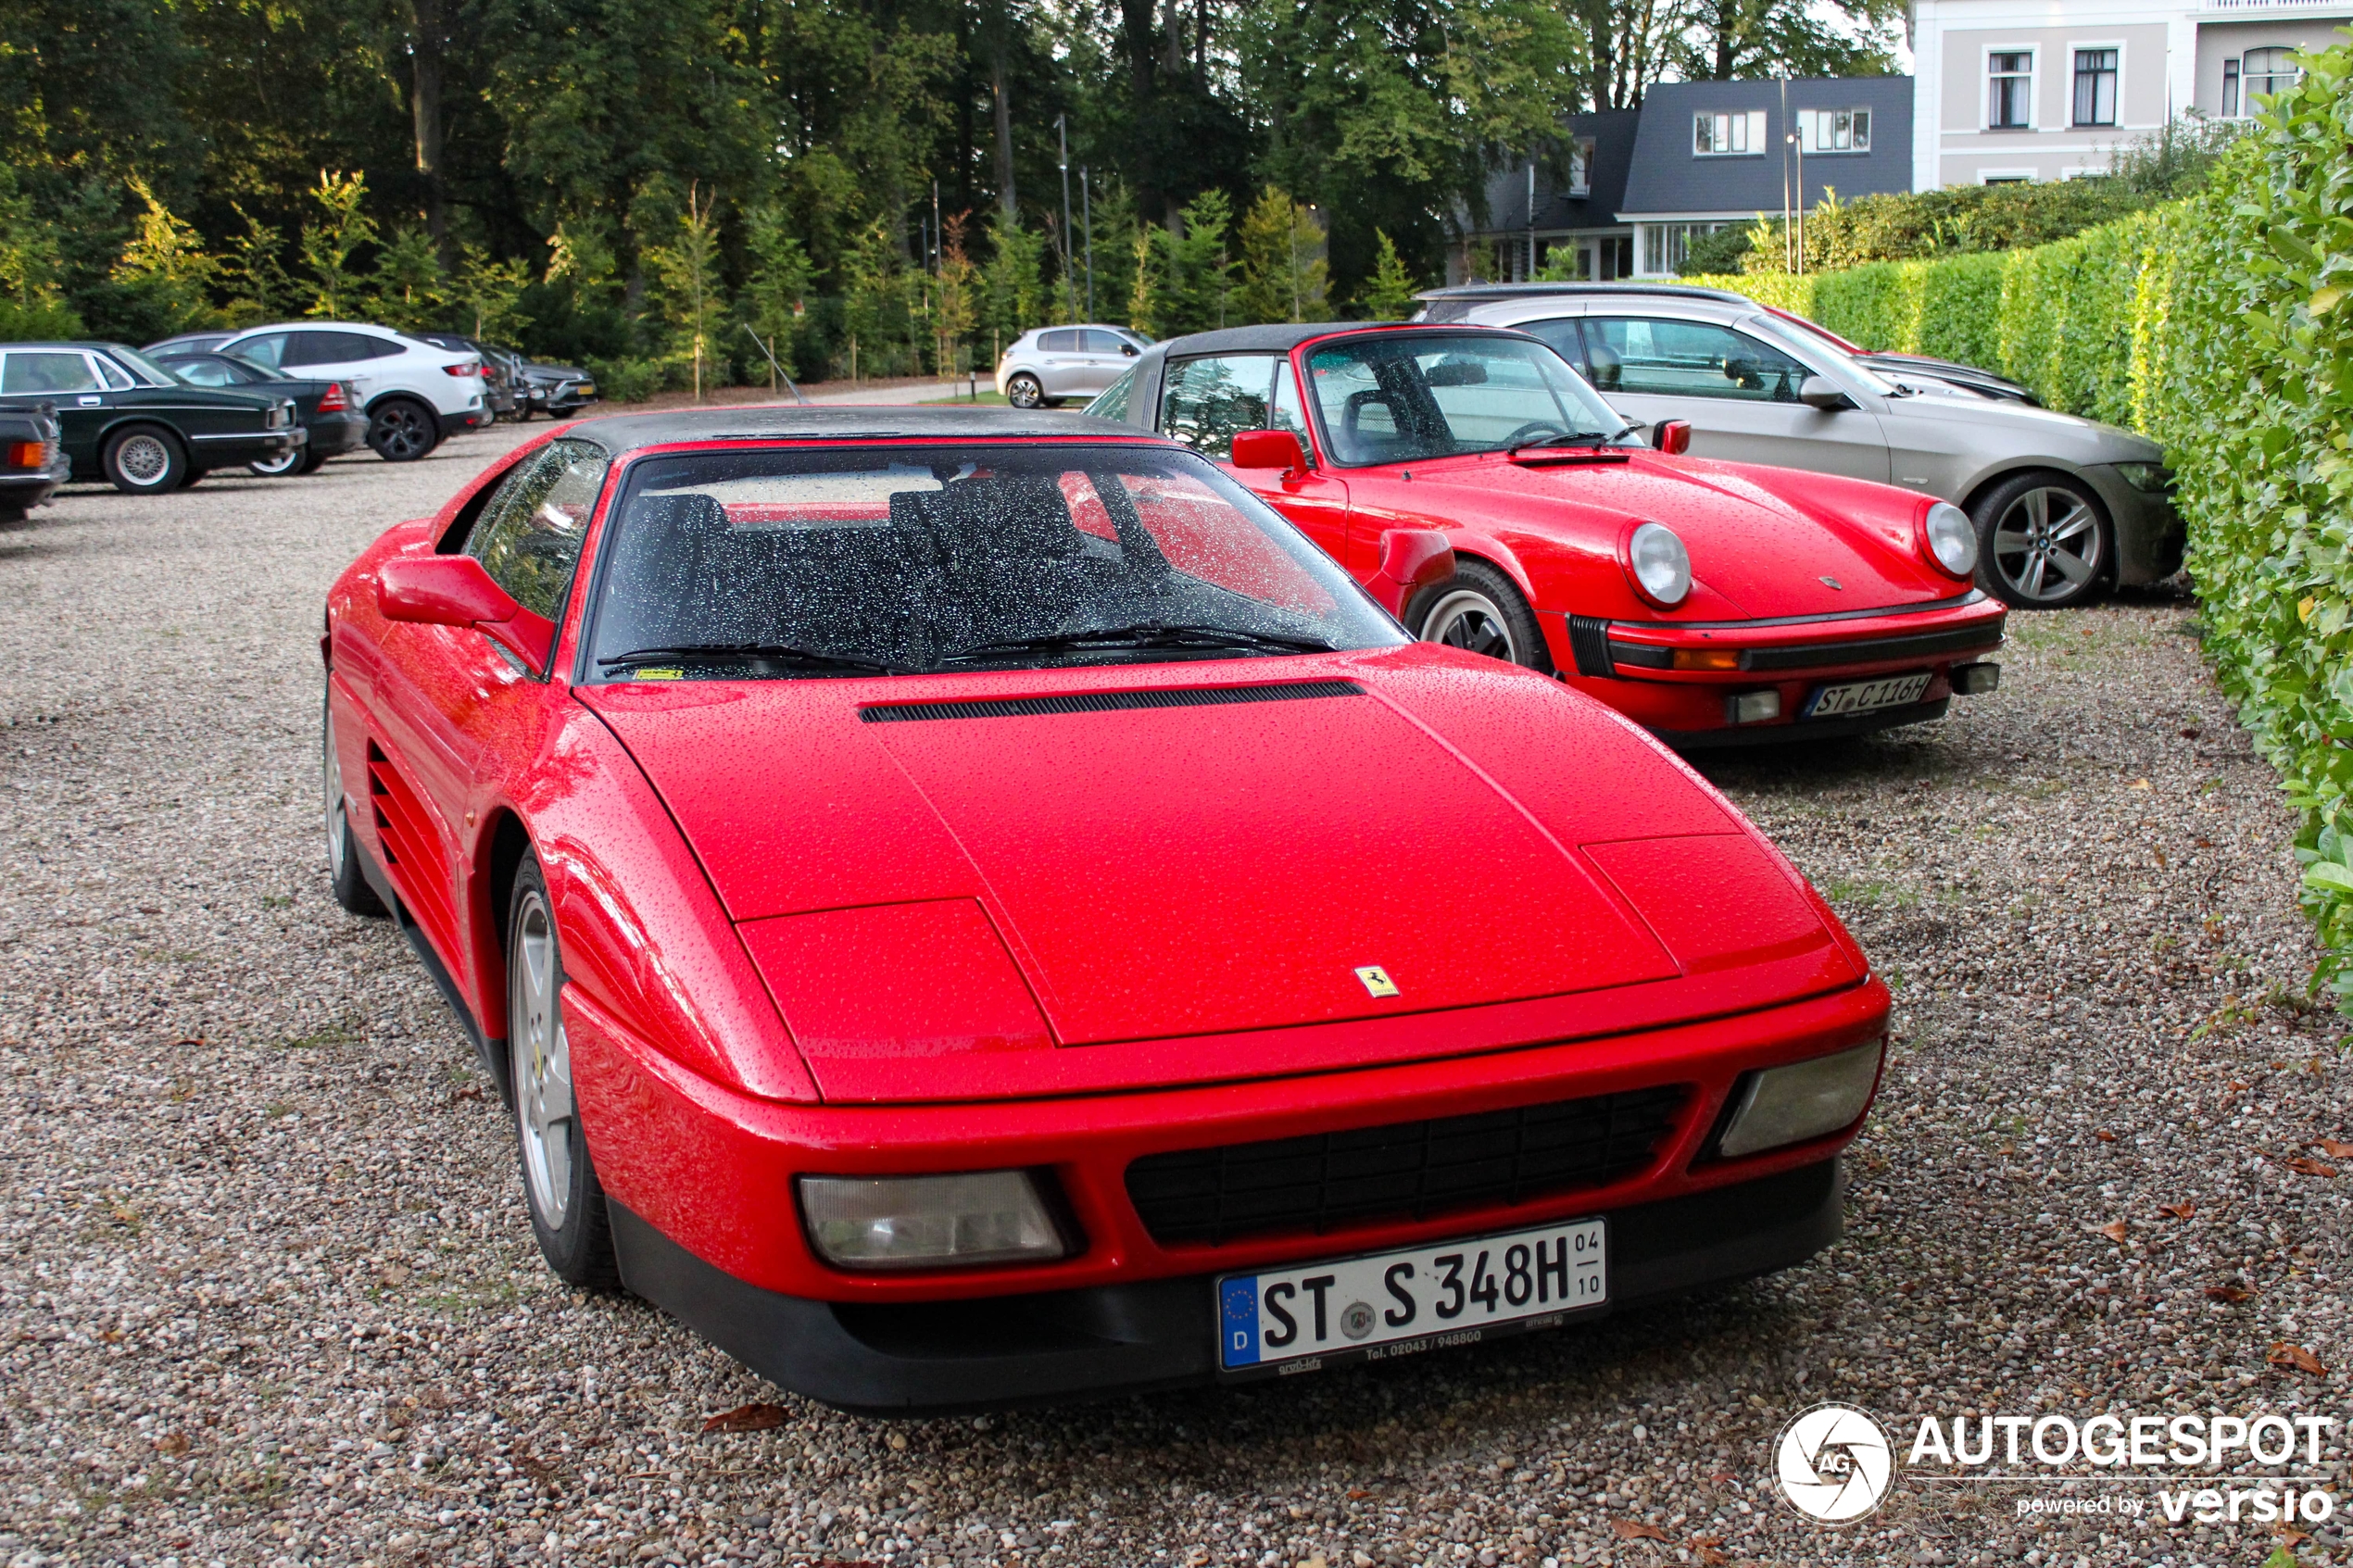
[1626,522,1691,608]
[798,1171,1069,1271]
[1716,1040,1883,1159]
[1923,501,1978,578]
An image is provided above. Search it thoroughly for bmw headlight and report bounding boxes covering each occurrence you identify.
[1625,522,1692,608]
[2112,461,2171,495]
[1923,501,1978,578]
[798,1171,1070,1271]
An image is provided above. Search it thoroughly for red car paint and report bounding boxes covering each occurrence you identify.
[323,411,1891,1405]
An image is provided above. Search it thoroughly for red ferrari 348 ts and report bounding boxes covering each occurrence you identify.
[323,408,1891,1411]
[1093,323,2007,745]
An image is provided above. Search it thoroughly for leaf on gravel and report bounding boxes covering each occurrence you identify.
[700,1402,790,1433]
[2267,1342,2327,1376]
[2158,1201,2196,1219]
[2099,1220,2130,1243]
[2283,1156,2339,1177]
[2129,778,2152,790]
[2095,1130,2118,1142]
[2206,1284,2254,1302]
[2310,1137,2353,1158]
[1611,1520,1669,1540]
[1698,1549,1732,1567]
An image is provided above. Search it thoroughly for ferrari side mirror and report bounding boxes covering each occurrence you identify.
[1651,420,1692,456]
[378,555,554,670]
[1798,376,1856,412]
[1368,527,1456,616]
[1230,429,1308,472]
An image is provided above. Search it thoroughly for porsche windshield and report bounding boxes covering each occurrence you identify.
[585,444,1404,679]
[1304,334,1634,466]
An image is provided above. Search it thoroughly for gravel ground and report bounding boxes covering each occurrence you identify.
[1,438,2347,1568]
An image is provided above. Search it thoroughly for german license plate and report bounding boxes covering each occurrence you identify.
[1804,671,1931,719]
[1216,1218,1605,1378]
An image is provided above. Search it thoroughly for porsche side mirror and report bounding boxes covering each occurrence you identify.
[1798,376,1856,412]
[378,555,554,669]
[1651,420,1692,456]
[1368,528,1456,616]
[1230,429,1307,472]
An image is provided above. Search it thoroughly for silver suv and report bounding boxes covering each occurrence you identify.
[996,325,1152,408]
[1416,282,2179,608]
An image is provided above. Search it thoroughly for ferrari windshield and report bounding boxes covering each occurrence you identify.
[585,444,1404,679]
[1305,334,1633,466]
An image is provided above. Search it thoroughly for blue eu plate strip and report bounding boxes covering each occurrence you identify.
[1218,1276,1259,1367]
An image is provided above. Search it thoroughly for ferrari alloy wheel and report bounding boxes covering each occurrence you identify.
[1974,473,2109,609]
[1411,559,1554,673]
[1006,373,1046,409]
[321,692,384,916]
[103,426,186,495]
[368,397,440,463]
[507,855,619,1288]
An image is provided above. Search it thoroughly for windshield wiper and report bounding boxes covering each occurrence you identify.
[598,643,912,675]
[1504,430,1627,456]
[941,622,1337,662]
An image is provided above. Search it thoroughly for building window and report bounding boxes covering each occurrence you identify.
[2222,58,2240,117]
[1567,136,1595,196]
[1988,51,2033,129]
[1693,110,1768,156]
[1797,108,1872,152]
[2071,49,2118,126]
[2242,47,2300,110]
[1635,221,1732,276]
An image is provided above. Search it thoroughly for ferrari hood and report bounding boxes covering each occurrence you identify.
[585,673,1683,1049]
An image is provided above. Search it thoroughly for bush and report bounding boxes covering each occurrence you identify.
[587,357,671,406]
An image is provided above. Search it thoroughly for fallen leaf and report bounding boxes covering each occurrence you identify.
[2158,1201,2196,1220]
[172,1036,205,1047]
[1346,1489,1371,1500]
[1612,1521,1669,1541]
[1698,1550,1732,1567]
[2207,1284,2253,1302]
[2099,1220,2130,1244]
[2311,1137,2353,1159]
[2268,1342,2327,1376]
[2283,1157,2339,1178]
[2128,778,2152,789]
[449,1085,484,1104]
[2229,1080,2250,1092]
[2095,1130,2118,1143]
[1998,1144,2017,1157]
[155,1432,189,1456]
[699,1402,789,1433]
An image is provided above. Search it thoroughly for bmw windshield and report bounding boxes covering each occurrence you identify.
[585,444,1405,680]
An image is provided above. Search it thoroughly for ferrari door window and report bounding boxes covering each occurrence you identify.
[584,445,1400,679]
[1159,355,1277,458]
[0,353,100,395]
[465,439,608,621]
[1302,334,1628,466]
[1582,318,1810,403]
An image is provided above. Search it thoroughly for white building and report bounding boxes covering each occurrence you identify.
[1911,0,2348,184]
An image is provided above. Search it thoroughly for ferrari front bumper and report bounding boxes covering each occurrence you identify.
[608,1159,1843,1415]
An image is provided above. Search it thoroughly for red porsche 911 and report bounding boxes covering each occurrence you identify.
[1090,323,2007,746]
[323,408,1891,1411]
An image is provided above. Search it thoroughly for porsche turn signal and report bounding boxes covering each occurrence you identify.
[1715,1039,1883,1159]
[798,1171,1070,1271]
[1670,647,1743,671]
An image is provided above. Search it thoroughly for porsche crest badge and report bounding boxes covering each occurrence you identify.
[1353,965,1400,998]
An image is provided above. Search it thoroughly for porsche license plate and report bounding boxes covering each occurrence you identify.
[1216,1219,1605,1377]
[1804,671,1931,719]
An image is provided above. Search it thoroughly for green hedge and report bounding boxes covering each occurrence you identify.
[1699,48,2353,996]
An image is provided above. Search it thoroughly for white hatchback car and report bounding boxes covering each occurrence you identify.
[995,324,1151,408]
[213,322,488,461]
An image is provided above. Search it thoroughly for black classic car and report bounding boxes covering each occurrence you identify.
[0,403,69,523]
[152,351,371,475]
[0,343,301,493]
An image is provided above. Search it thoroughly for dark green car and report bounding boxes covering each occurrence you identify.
[0,342,303,494]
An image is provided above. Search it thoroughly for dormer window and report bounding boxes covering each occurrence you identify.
[1797,108,1871,151]
[1693,110,1768,156]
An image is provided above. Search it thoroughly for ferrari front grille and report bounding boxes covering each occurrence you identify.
[1124,1084,1692,1248]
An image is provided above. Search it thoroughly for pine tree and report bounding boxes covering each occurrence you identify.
[453,245,530,340]
[1236,187,1331,325]
[371,226,447,332]
[112,175,220,334]
[644,183,724,398]
[840,216,906,383]
[1358,230,1421,320]
[743,206,814,383]
[301,171,378,320]
[980,211,1046,355]
[221,206,295,325]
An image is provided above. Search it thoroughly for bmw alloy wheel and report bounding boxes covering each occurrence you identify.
[1419,587,1524,664]
[1989,485,2104,605]
[510,889,575,1229]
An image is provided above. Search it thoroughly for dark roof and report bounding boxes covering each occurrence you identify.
[1475,109,1642,234]
[1619,77,1913,218]
[1149,323,1369,357]
[560,404,1150,456]
[1416,282,1755,316]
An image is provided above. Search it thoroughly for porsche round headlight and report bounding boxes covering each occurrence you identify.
[1924,501,1978,578]
[1626,522,1691,608]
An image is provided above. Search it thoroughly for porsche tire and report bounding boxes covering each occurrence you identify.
[507,853,620,1290]
[321,692,385,917]
[1972,470,2111,609]
[103,425,187,495]
[1408,558,1554,673]
[1006,373,1046,409]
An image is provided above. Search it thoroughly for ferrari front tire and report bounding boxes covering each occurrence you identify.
[1409,558,1554,673]
[321,694,385,917]
[507,853,620,1290]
